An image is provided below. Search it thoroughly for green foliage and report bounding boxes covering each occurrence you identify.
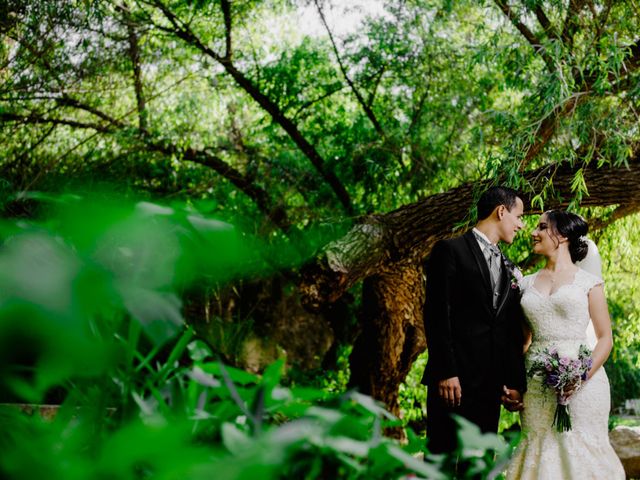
[399,350,428,432]
[1,0,640,475]
[4,0,638,218]
[0,197,512,479]
[598,212,640,408]
[609,415,640,431]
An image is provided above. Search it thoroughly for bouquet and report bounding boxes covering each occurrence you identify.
[527,344,593,432]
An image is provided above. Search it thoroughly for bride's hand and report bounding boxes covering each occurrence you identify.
[562,378,583,398]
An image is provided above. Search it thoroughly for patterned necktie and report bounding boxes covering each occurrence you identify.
[485,243,502,289]
[474,233,503,306]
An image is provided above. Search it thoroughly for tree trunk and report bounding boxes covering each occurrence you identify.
[352,265,426,412]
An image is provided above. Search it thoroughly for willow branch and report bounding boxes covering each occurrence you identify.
[560,0,587,49]
[532,5,559,40]
[1,110,294,234]
[493,0,555,71]
[314,0,385,138]
[149,0,353,213]
[120,2,148,132]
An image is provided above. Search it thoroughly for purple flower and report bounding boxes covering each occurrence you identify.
[526,344,593,432]
[546,374,559,387]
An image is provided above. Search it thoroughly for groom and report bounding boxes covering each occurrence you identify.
[422,186,527,454]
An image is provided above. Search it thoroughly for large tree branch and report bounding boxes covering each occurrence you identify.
[148,0,353,214]
[560,0,585,49]
[589,0,612,48]
[300,156,640,310]
[55,95,129,128]
[146,142,293,233]
[519,92,588,171]
[314,0,385,138]
[0,112,113,132]
[589,203,640,232]
[366,65,386,110]
[0,110,293,234]
[626,38,640,73]
[119,2,148,132]
[517,34,640,173]
[291,84,348,120]
[0,124,56,190]
[220,0,232,60]
[493,0,555,71]
[532,5,559,41]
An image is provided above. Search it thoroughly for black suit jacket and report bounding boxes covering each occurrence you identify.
[421,230,527,397]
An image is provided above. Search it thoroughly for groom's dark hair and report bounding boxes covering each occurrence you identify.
[477,186,521,220]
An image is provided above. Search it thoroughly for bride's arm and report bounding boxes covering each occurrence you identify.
[587,284,614,379]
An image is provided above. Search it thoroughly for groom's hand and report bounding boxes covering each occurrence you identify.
[501,386,524,411]
[438,377,462,408]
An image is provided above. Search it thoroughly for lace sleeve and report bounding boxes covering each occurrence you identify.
[519,274,534,292]
[577,269,604,294]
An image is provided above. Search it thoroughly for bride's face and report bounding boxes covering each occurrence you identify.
[531,214,563,255]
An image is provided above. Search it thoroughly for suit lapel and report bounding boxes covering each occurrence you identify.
[463,231,494,301]
[496,256,512,315]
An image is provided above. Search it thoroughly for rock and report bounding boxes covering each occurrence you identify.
[625,399,640,416]
[238,335,280,374]
[609,425,640,479]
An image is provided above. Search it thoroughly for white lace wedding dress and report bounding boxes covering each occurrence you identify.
[506,268,625,479]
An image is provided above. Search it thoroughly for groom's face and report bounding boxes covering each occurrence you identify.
[497,197,524,244]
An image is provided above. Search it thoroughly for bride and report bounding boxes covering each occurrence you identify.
[506,210,624,479]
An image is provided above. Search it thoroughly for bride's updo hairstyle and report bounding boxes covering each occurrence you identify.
[545,210,589,262]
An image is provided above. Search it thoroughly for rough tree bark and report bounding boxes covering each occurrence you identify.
[300,158,640,415]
